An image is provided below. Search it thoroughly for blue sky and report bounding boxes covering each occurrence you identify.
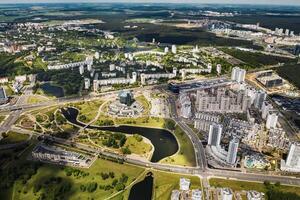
[0,0,299,6]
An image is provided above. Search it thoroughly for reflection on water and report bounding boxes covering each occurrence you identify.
[129,172,153,200]
[40,82,64,98]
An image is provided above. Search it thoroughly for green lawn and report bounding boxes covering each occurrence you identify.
[11,159,145,200]
[124,135,152,156]
[0,131,29,145]
[0,115,6,124]
[135,95,151,115]
[210,178,300,197]
[81,130,152,157]
[160,125,196,167]
[27,95,50,104]
[70,100,103,123]
[153,171,201,200]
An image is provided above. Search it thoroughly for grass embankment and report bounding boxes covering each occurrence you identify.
[27,95,50,104]
[160,125,196,166]
[210,178,300,199]
[8,158,144,200]
[0,115,6,124]
[152,171,201,199]
[135,95,151,115]
[0,131,29,145]
[69,100,103,123]
[277,64,300,89]
[79,131,152,157]
[124,135,152,156]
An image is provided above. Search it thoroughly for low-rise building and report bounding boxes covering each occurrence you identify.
[247,190,265,200]
[180,178,190,191]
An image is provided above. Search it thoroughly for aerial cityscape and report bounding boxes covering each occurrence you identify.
[0,1,300,200]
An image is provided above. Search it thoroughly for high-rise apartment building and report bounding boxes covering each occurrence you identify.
[227,138,239,165]
[208,123,223,147]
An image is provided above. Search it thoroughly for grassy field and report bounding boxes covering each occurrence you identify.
[124,135,152,156]
[0,115,6,124]
[70,100,103,123]
[160,125,196,166]
[11,159,145,200]
[135,95,151,115]
[277,64,300,89]
[152,171,201,199]
[210,178,300,197]
[27,95,50,104]
[0,131,29,145]
[84,131,153,157]
[94,114,167,128]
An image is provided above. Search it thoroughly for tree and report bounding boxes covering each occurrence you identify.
[164,120,175,130]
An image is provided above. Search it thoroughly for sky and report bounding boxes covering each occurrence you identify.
[0,0,299,6]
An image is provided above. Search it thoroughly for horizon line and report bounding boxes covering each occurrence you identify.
[0,2,299,6]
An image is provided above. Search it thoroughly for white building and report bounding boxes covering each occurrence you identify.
[231,67,246,83]
[93,73,99,92]
[196,88,250,113]
[266,112,278,129]
[191,189,202,200]
[15,75,27,83]
[227,138,239,165]
[179,178,190,191]
[93,72,137,90]
[208,123,222,147]
[247,191,264,200]
[0,87,8,105]
[281,143,300,172]
[254,90,267,110]
[164,47,169,53]
[48,58,93,70]
[171,190,180,200]
[216,64,222,75]
[84,78,90,90]
[109,64,116,71]
[221,188,233,200]
[178,93,192,119]
[0,77,9,84]
[95,52,100,59]
[172,45,177,54]
[79,65,84,75]
[261,101,273,119]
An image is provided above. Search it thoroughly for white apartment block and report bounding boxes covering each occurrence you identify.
[281,143,300,172]
[266,112,278,129]
[231,67,246,83]
[196,88,250,113]
[178,93,192,119]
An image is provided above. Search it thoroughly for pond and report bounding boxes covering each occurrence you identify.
[40,82,64,98]
[61,107,179,162]
[128,172,153,200]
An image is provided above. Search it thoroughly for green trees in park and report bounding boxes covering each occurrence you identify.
[277,64,300,89]
[37,69,83,96]
[102,133,127,149]
[163,119,176,131]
